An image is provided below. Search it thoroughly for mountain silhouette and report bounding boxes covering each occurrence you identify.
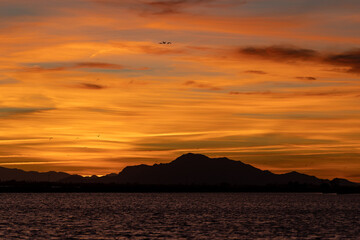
[0,166,71,182]
[103,153,330,185]
[331,178,359,187]
[0,154,359,189]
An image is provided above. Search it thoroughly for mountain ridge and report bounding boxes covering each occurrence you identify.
[110,153,329,185]
[1,153,358,187]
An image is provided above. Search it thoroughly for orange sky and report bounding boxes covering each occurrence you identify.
[1,0,360,181]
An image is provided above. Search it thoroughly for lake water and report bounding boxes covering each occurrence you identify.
[0,193,359,239]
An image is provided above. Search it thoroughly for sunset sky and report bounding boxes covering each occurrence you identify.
[1,0,360,181]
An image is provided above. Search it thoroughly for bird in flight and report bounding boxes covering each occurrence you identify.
[159,41,172,44]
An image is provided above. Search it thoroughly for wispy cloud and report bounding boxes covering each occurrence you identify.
[143,0,211,15]
[1,0,360,181]
[229,91,272,95]
[239,45,360,74]
[0,107,55,117]
[184,80,222,91]
[90,0,244,16]
[79,83,106,90]
[228,89,359,97]
[22,62,148,73]
[244,70,267,75]
[296,76,317,81]
[0,77,18,84]
[240,45,318,61]
[324,49,360,73]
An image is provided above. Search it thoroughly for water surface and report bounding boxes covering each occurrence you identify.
[0,193,359,239]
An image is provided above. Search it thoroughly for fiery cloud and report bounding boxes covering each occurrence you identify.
[79,83,106,89]
[183,80,222,91]
[240,46,360,74]
[240,46,318,61]
[0,0,360,181]
[296,77,317,81]
[244,70,267,75]
[21,62,146,72]
[324,49,360,73]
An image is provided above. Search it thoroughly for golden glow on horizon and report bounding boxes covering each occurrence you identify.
[1,0,360,181]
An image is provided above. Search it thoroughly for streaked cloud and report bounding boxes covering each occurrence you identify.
[0,0,360,181]
[183,80,222,91]
[89,0,245,16]
[244,70,267,75]
[240,46,318,61]
[79,83,106,89]
[296,76,317,81]
[324,49,360,73]
[239,45,360,74]
[21,62,148,73]
[0,107,55,117]
[0,77,18,84]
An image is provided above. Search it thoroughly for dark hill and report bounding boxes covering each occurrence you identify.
[331,178,359,187]
[102,153,331,185]
[1,154,358,189]
[0,167,70,182]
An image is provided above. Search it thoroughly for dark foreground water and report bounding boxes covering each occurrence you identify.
[0,193,359,239]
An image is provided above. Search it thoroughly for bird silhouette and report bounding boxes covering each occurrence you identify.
[159,41,172,44]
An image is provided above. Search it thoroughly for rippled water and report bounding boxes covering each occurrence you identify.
[0,193,359,239]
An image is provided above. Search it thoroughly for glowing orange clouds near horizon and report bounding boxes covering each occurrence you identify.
[1,0,360,181]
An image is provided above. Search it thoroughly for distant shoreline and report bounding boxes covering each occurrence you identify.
[1,181,359,194]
